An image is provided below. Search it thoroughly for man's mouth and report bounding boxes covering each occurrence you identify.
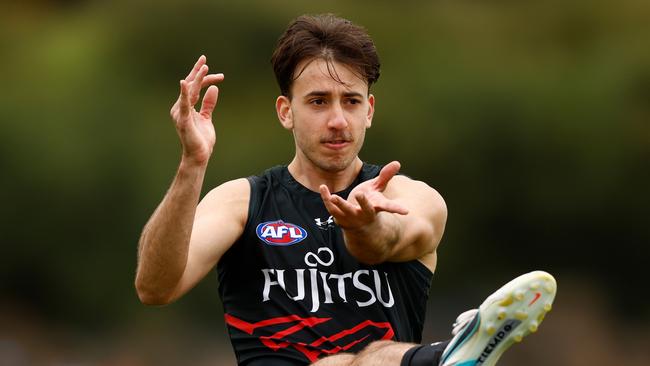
[322,139,351,150]
[321,132,353,149]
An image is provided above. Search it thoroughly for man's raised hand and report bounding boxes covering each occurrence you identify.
[319,161,409,231]
[170,55,224,166]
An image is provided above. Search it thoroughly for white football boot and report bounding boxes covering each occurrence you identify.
[438,271,557,366]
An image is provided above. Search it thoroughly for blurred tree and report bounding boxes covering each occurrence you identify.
[0,0,648,364]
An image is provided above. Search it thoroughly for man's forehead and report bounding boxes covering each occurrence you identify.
[292,58,368,95]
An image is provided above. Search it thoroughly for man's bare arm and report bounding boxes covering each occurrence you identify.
[135,56,246,305]
[320,161,447,268]
[136,160,206,305]
[136,174,249,305]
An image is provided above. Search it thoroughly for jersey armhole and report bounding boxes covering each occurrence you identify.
[244,175,262,232]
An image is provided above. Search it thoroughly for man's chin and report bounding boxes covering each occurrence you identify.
[316,157,356,173]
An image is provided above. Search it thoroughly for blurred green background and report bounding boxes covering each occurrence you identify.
[1,0,648,365]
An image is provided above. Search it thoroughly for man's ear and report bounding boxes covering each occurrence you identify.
[276,95,293,130]
[366,94,375,128]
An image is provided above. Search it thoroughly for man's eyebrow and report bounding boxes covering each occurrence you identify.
[342,91,365,98]
[303,91,330,98]
[303,91,365,98]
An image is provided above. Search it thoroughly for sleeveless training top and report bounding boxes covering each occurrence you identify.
[217,164,433,365]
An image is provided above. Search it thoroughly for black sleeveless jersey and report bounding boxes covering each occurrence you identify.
[217,164,433,365]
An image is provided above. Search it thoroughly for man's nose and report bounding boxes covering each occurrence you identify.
[327,103,348,129]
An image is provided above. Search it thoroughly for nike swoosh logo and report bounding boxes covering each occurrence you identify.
[528,292,542,306]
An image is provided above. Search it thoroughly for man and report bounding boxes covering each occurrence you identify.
[135,14,556,366]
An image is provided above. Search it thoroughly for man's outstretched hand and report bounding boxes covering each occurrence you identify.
[319,161,409,232]
[169,55,224,166]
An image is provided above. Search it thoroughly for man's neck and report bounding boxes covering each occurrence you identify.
[287,157,363,193]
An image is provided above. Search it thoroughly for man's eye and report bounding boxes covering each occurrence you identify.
[347,99,361,105]
[311,99,325,105]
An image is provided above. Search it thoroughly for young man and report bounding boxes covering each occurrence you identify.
[135,14,556,366]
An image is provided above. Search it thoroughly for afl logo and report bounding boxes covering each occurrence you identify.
[256,220,308,246]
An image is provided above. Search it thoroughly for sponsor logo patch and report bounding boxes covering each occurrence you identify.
[256,220,308,246]
[314,215,335,230]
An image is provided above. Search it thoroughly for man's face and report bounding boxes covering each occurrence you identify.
[276,58,375,173]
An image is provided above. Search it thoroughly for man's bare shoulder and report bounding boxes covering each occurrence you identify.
[197,178,251,220]
[206,177,251,197]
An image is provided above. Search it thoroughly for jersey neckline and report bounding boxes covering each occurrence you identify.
[276,163,375,199]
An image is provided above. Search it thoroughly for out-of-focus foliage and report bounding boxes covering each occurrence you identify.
[1,0,648,364]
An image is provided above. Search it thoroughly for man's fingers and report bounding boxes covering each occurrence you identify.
[330,195,358,216]
[319,185,347,213]
[179,80,191,117]
[320,185,357,217]
[319,185,345,217]
[200,85,219,118]
[318,185,336,212]
[376,199,409,215]
[319,184,332,200]
[178,55,224,118]
[355,193,377,222]
[375,161,401,191]
[362,190,409,216]
[201,73,225,88]
[190,65,209,104]
[185,55,206,82]
[324,200,346,219]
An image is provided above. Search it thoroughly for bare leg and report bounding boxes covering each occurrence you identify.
[311,353,355,366]
[311,340,417,366]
